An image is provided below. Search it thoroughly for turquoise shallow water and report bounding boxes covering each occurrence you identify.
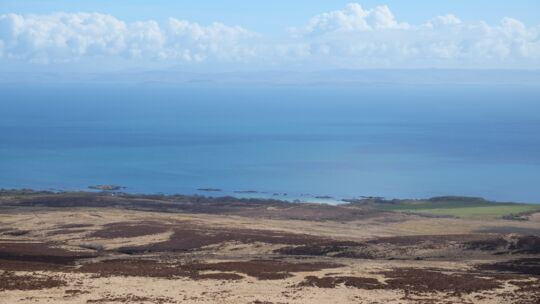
[1,84,539,202]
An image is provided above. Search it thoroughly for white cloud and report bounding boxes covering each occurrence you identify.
[368,5,409,30]
[425,14,462,28]
[0,12,256,64]
[291,3,408,36]
[287,5,540,68]
[0,13,128,63]
[0,4,539,69]
[167,18,257,61]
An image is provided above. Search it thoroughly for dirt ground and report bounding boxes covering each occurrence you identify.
[0,194,539,304]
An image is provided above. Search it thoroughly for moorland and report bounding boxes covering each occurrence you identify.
[0,190,539,303]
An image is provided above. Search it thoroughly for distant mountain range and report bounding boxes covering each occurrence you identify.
[1,69,539,86]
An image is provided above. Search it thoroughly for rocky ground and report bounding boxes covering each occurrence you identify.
[0,191,539,303]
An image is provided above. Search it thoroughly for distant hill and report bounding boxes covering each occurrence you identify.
[1,69,539,86]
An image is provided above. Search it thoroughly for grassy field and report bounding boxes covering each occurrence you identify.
[375,198,540,219]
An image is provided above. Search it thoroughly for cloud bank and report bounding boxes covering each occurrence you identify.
[0,13,257,64]
[0,3,539,69]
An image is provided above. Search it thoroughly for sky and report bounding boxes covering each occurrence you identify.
[1,1,539,72]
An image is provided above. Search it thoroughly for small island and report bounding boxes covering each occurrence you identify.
[234,190,260,194]
[88,185,125,191]
[197,188,222,192]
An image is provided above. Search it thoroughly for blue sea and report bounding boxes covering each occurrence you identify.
[1,84,539,203]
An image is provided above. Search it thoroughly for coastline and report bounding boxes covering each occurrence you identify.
[2,188,539,222]
[2,186,539,206]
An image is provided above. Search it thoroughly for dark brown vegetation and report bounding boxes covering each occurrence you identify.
[115,222,325,254]
[506,279,540,304]
[47,229,88,236]
[276,234,540,260]
[0,271,66,291]
[89,221,169,238]
[86,294,177,304]
[2,229,30,236]
[475,226,540,234]
[0,242,94,266]
[299,268,505,295]
[478,258,540,276]
[77,259,242,280]
[57,223,94,229]
[274,241,371,258]
[380,268,503,295]
[76,258,340,281]
[466,235,540,254]
[64,289,90,296]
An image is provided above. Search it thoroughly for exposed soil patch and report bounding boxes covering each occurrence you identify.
[478,258,540,276]
[0,271,66,291]
[90,222,169,238]
[191,260,343,280]
[86,294,177,304]
[298,275,383,289]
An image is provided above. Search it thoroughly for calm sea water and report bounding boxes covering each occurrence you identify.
[1,84,539,203]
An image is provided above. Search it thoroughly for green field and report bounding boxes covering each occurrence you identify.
[374,197,540,219]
